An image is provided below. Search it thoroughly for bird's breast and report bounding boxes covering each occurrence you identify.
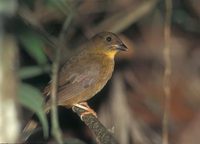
[92,56,114,91]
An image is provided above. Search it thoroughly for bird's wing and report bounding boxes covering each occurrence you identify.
[57,61,100,103]
[44,59,101,104]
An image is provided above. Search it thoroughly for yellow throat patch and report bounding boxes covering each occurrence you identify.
[105,51,117,59]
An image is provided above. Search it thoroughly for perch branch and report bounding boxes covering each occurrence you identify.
[72,106,118,144]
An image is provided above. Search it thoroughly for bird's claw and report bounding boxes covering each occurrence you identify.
[73,102,97,120]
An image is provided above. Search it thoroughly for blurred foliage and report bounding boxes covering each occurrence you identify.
[0,0,17,15]
[18,83,48,138]
[19,32,48,65]
[173,9,200,33]
[18,30,50,139]
[19,65,50,79]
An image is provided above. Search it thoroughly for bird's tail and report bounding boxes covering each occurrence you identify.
[22,120,39,141]
[23,119,38,132]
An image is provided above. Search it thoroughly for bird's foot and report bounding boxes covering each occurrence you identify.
[73,102,97,120]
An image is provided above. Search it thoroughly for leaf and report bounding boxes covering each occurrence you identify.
[0,0,17,15]
[18,83,48,138]
[19,65,51,79]
[19,32,48,65]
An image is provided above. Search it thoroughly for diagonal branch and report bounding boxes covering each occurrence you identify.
[72,106,119,144]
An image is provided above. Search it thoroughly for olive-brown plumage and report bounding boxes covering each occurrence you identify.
[44,32,127,110]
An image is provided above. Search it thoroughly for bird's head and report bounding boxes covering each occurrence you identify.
[89,32,128,58]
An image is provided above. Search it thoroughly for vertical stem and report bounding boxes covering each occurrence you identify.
[0,20,20,142]
[51,45,63,144]
[162,0,172,144]
[50,2,73,142]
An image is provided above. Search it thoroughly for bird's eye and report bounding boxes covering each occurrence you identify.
[106,36,112,42]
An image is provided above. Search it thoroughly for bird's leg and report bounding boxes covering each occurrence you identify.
[73,102,97,120]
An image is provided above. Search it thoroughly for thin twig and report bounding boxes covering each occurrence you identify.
[72,106,119,144]
[58,1,74,46]
[50,2,74,142]
[50,47,63,144]
[162,0,172,144]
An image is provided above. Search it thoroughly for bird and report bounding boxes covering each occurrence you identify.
[24,31,127,133]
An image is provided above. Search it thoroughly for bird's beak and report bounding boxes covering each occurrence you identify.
[115,43,128,51]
